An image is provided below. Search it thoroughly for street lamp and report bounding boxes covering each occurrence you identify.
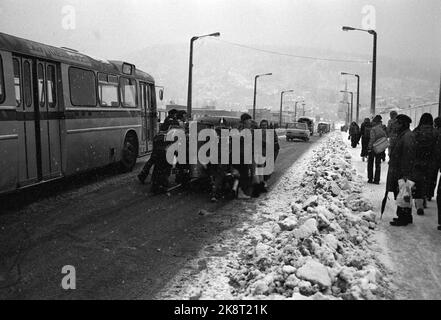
[294,98,304,121]
[438,71,441,116]
[279,89,294,127]
[252,73,272,119]
[341,72,360,123]
[342,26,377,116]
[187,32,221,119]
[340,90,354,123]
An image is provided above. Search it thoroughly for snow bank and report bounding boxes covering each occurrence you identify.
[158,133,393,300]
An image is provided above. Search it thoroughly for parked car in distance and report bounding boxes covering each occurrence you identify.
[317,122,331,136]
[286,122,310,142]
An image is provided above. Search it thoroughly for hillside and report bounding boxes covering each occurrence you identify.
[127,41,439,120]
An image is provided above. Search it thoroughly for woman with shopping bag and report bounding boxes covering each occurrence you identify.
[385,114,416,226]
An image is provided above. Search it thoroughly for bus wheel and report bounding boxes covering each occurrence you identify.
[120,134,139,172]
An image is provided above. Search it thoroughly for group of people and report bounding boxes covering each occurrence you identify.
[136,110,280,202]
[349,110,441,230]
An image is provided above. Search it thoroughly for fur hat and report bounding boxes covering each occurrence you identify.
[396,114,412,124]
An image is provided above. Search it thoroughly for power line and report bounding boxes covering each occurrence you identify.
[209,38,370,64]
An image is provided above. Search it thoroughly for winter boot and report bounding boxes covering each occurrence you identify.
[392,207,413,224]
[390,207,409,226]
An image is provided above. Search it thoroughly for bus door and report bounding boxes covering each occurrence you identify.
[139,82,154,153]
[36,60,61,179]
[14,56,61,185]
[14,56,38,185]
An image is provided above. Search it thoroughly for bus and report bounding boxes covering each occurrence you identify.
[0,32,160,194]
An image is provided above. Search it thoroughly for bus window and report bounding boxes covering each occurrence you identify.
[23,61,32,108]
[37,63,45,108]
[0,56,4,103]
[13,58,21,107]
[98,73,119,107]
[47,65,56,108]
[120,77,137,108]
[68,67,96,107]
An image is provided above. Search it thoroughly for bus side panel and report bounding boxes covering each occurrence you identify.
[0,51,18,193]
[65,116,141,175]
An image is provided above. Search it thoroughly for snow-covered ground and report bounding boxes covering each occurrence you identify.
[344,132,441,300]
[156,132,395,300]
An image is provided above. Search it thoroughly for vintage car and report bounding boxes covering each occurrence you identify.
[317,122,331,136]
[286,122,310,142]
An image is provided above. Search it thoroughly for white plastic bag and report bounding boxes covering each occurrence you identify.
[396,178,415,208]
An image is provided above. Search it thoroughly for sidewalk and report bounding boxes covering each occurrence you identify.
[342,132,441,299]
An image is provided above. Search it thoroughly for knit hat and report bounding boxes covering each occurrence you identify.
[372,115,382,123]
[396,114,412,124]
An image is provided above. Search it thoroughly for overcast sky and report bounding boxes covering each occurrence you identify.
[1,0,440,64]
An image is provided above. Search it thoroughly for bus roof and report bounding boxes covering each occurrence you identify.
[0,32,154,82]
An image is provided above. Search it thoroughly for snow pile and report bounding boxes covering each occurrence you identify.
[158,133,392,300]
[225,134,387,300]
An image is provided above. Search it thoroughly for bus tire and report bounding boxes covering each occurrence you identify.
[120,132,139,172]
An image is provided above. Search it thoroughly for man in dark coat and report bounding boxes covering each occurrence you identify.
[360,118,371,161]
[434,118,441,230]
[367,115,387,184]
[386,114,415,226]
[428,117,441,201]
[348,122,361,148]
[387,111,399,160]
[411,113,437,216]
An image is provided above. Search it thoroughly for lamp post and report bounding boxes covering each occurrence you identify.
[187,32,220,119]
[252,73,272,119]
[341,72,360,123]
[340,90,354,123]
[294,99,304,121]
[279,89,294,127]
[342,26,377,116]
[438,70,441,116]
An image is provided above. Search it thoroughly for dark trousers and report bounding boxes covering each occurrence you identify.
[367,152,383,182]
[437,174,441,225]
[139,151,160,178]
[235,164,251,195]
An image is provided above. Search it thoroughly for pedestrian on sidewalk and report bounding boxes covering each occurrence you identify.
[348,122,361,148]
[360,118,372,162]
[411,113,437,216]
[367,115,387,184]
[387,111,400,162]
[380,123,388,162]
[386,114,416,226]
[435,124,441,230]
[428,117,441,201]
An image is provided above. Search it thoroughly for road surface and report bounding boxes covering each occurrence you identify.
[0,136,319,299]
